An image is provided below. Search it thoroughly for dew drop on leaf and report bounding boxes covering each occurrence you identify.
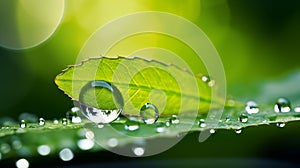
[155,122,165,133]
[209,129,216,134]
[294,106,300,112]
[38,118,45,126]
[235,128,242,134]
[97,123,104,128]
[78,81,124,124]
[62,118,68,126]
[124,118,140,131]
[274,98,291,113]
[20,120,26,128]
[170,115,180,124]
[165,120,171,127]
[245,101,259,114]
[66,107,82,124]
[140,103,159,124]
[198,119,206,128]
[276,122,286,128]
[239,113,248,123]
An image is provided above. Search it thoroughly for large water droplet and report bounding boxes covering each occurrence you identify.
[276,122,286,128]
[170,115,180,124]
[274,98,291,113]
[20,120,26,128]
[245,101,259,114]
[78,81,124,124]
[239,114,248,123]
[124,118,140,131]
[140,103,159,124]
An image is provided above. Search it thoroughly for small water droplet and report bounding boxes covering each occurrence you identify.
[198,119,206,128]
[20,120,26,128]
[16,158,29,168]
[78,81,124,124]
[37,145,51,156]
[66,107,82,124]
[59,148,74,161]
[124,118,140,131]
[245,101,259,114]
[165,120,171,127]
[235,128,242,134]
[97,123,104,128]
[170,115,179,124]
[107,138,118,147]
[209,129,216,134]
[62,118,68,126]
[239,114,248,123]
[132,147,145,156]
[294,106,300,112]
[140,103,159,124]
[274,98,291,113]
[201,75,210,82]
[276,122,286,128]
[39,118,45,126]
[155,122,165,133]
[77,139,94,150]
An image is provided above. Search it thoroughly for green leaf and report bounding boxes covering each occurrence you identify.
[55,56,217,116]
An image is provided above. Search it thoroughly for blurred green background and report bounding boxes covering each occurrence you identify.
[1,0,300,166]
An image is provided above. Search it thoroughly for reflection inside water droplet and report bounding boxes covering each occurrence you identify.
[78,81,124,124]
[140,103,159,124]
[274,98,291,113]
